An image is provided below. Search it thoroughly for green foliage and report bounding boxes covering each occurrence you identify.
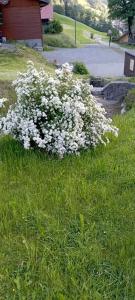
[54,13,107,46]
[53,4,65,15]
[129,77,135,83]
[43,33,75,48]
[0,108,135,298]
[54,3,111,33]
[90,32,94,39]
[108,0,135,36]
[111,28,120,41]
[44,19,63,34]
[125,88,135,111]
[73,61,89,75]
[108,0,135,20]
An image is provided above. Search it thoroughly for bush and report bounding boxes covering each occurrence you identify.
[73,62,89,75]
[125,89,135,111]
[90,33,94,39]
[111,28,120,41]
[44,19,63,34]
[44,33,75,48]
[0,62,118,158]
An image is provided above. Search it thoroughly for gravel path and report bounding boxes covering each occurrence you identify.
[43,44,125,77]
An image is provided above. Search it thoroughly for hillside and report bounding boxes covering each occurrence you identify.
[55,13,107,44]
[0,46,54,81]
[53,0,107,8]
[43,13,107,48]
[53,0,108,17]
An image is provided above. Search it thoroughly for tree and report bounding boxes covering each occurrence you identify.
[59,0,68,16]
[108,0,135,38]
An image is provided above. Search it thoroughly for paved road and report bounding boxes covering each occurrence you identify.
[43,44,125,77]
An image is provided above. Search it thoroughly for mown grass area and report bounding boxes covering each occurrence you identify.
[0,46,54,81]
[0,107,135,298]
[43,13,107,48]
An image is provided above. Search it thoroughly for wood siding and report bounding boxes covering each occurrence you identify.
[124,52,135,77]
[0,0,42,40]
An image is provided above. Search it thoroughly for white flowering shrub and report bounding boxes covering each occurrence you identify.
[0,62,118,157]
[0,98,7,109]
[0,98,7,125]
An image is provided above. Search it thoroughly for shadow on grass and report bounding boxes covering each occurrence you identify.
[0,135,107,165]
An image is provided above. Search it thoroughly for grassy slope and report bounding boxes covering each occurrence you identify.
[51,13,107,45]
[0,46,54,82]
[0,46,55,105]
[0,47,135,298]
[0,108,135,298]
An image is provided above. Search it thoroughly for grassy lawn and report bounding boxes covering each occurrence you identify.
[43,13,107,47]
[0,107,135,298]
[0,46,135,299]
[0,46,54,81]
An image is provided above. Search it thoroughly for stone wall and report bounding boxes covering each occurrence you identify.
[92,81,135,101]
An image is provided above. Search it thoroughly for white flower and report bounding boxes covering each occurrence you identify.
[0,98,7,108]
[0,62,118,158]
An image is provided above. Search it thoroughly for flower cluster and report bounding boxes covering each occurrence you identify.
[0,98,7,109]
[0,62,118,157]
[0,98,7,127]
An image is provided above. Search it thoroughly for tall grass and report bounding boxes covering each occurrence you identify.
[43,33,75,48]
[0,109,135,299]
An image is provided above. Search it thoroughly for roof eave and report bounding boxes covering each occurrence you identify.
[39,0,50,7]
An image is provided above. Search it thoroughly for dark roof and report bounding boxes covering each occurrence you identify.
[39,0,50,6]
[0,0,50,5]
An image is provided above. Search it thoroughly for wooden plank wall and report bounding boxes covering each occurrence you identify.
[0,0,42,40]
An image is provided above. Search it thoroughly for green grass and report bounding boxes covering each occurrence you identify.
[0,108,135,298]
[44,13,107,47]
[0,46,54,81]
[0,44,135,299]
[43,32,76,48]
[118,43,135,50]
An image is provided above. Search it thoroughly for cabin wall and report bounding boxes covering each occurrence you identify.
[0,0,43,48]
[119,34,128,44]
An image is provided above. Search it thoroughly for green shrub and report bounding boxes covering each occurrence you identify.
[44,19,63,34]
[125,88,135,111]
[129,77,135,83]
[43,33,75,48]
[111,28,120,41]
[90,33,94,39]
[53,4,65,15]
[73,62,89,75]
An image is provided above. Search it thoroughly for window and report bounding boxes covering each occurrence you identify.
[130,59,135,72]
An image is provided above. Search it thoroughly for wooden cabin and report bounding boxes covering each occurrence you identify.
[118,32,128,44]
[0,0,49,49]
[118,32,135,45]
